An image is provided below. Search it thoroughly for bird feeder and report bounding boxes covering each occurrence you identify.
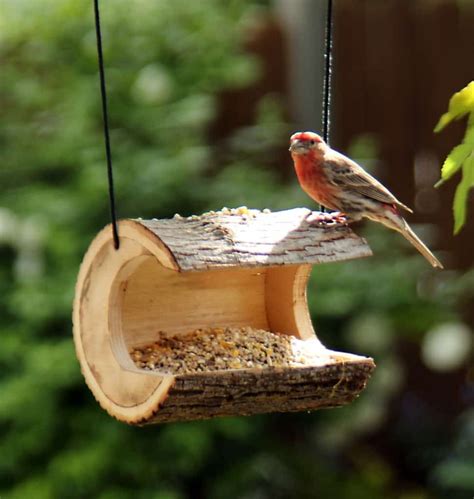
[73,207,375,425]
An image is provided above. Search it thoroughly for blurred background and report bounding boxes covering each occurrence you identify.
[1,0,473,497]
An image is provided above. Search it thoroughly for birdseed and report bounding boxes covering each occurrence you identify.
[180,206,271,220]
[129,326,332,375]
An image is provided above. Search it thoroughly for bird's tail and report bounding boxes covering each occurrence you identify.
[396,218,444,269]
[371,210,444,268]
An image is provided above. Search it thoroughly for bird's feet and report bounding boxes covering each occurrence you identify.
[305,211,348,226]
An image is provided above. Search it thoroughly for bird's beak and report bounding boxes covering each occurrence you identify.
[289,139,307,153]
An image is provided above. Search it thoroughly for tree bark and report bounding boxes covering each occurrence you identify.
[137,207,371,271]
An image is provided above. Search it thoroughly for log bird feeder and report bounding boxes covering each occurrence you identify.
[73,207,375,424]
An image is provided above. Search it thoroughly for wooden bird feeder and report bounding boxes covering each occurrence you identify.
[73,207,375,424]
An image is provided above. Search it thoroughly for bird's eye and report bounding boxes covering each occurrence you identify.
[310,140,315,145]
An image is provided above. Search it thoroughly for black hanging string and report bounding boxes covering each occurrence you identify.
[91,0,333,233]
[93,0,120,249]
[322,0,334,145]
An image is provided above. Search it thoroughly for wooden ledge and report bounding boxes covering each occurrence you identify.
[141,352,376,424]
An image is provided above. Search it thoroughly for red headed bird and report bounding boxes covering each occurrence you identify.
[289,131,443,268]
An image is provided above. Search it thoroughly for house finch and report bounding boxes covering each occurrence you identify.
[289,131,443,269]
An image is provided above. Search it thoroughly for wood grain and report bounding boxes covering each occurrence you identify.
[145,354,376,424]
[137,208,371,271]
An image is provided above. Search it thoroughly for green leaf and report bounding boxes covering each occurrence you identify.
[434,81,474,132]
[435,144,472,187]
[453,153,474,234]
[464,122,474,145]
[469,110,474,128]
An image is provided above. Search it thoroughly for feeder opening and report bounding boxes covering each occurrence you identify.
[108,251,320,375]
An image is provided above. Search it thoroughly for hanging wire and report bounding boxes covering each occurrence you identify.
[322,0,334,145]
[90,0,333,233]
[93,0,120,249]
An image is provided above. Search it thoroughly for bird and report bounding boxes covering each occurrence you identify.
[289,131,443,269]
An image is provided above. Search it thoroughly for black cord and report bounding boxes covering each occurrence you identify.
[322,0,334,145]
[93,0,120,249]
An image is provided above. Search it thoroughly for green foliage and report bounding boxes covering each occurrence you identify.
[434,81,474,233]
[434,81,474,133]
[452,153,474,233]
[431,409,474,498]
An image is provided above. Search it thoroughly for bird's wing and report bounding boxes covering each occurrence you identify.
[326,151,413,213]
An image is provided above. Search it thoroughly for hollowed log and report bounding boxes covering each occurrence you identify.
[73,208,375,424]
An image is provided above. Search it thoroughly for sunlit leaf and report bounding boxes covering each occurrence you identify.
[464,123,474,144]
[435,112,453,133]
[469,110,474,128]
[435,143,472,187]
[453,154,474,234]
[434,81,474,132]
